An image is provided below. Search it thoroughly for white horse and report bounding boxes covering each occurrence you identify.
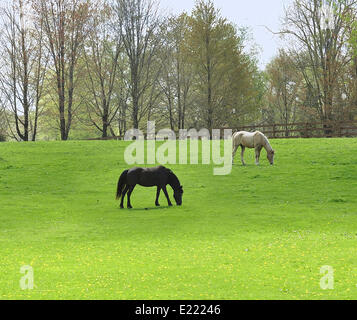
[232,131,275,166]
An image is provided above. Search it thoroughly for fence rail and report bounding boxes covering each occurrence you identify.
[85,120,357,141]
[225,120,357,139]
[86,136,123,141]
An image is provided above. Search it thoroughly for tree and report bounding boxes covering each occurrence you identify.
[158,14,194,130]
[82,3,121,138]
[111,0,163,129]
[346,9,357,119]
[280,0,357,128]
[186,0,258,130]
[34,0,91,140]
[0,0,47,141]
[265,50,302,135]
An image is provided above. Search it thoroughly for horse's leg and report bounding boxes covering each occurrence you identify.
[232,144,239,164]
[120,185,129,209]
[255,148,259,165]
[255,146,263,166]
[241,146,246,166]
[162,186,173,207]
[155,187,161,207]
[127,185,136,209]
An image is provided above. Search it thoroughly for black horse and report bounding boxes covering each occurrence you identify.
[116,166,183,209]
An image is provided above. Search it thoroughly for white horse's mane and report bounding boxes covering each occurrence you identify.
[257,131,273,152]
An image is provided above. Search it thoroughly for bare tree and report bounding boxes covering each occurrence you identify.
[173,15,193,130]
[0,0,47,141]
[280,0,357,128]
[265,50,301,136]
[82,3,122,138]
[115,84,130,137]
[34,0,91,140]
[111,0,163,129]
[158,14,193,130]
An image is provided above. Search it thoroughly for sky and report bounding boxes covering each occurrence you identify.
[159,0,295,69]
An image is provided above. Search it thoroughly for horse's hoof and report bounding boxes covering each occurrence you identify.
[156,204,160,207]
[128,206,133,209]
[120,206,124,209]
[168,204,173,207]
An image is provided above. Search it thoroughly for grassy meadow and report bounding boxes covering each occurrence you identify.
[0,138,357,299]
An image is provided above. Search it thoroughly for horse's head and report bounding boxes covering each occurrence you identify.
[173,185,183,206]
[267,150,275,165]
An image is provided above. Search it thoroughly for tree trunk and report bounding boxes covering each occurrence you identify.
[20,0,29,141]
[206,32,213,134]
[132,90,139,130]
[102,107,109,138]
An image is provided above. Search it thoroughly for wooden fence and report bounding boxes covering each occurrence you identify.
[225,120,357,139]
[86,120,357,141]
[86,136,123,141]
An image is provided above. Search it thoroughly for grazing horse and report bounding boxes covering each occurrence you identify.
[232,131,275,166]
[116,166,183,209]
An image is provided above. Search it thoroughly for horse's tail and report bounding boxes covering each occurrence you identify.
[116,170,129,200]
[232,132,239,147]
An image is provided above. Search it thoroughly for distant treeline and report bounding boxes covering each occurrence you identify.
[0,0,356,141]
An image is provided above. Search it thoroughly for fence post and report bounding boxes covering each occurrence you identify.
[304,123,308,138]
[338,121,342,137]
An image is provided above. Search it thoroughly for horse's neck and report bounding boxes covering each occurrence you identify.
[168,173,180,190]
[261,134,273,152]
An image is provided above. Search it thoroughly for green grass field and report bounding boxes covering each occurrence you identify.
[0,138,357,300]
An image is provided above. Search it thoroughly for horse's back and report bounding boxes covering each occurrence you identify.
[127,166,169,187]
[126,167,144,184]
[234,131,257,148]
[128,165,166,174]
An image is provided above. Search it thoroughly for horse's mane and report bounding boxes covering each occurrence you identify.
[258,131,273,152]
[167,170,182,191]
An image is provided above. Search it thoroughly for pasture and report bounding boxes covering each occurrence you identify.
[0,138,357,300]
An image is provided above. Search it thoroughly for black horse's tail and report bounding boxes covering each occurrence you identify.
[116,170,129,200]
